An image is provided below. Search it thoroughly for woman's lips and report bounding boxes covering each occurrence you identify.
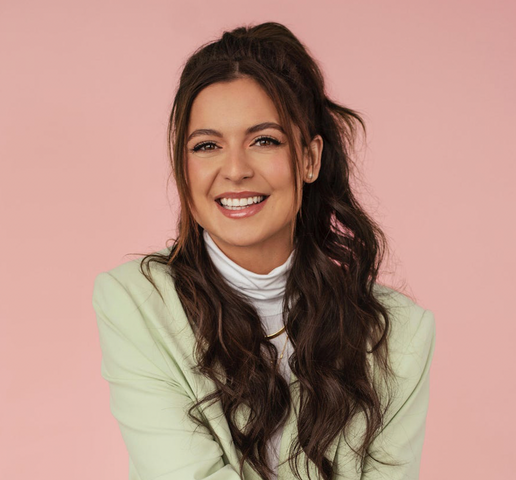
[215,196,269,219]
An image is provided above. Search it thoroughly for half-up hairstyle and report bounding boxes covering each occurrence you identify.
[136,21,403,480]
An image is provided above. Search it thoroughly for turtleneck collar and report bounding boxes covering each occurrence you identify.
[203,229,294,315]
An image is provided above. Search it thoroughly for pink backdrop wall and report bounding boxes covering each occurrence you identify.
[1,0,514,478]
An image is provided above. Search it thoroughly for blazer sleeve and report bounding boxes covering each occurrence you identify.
[92,271,242,480]
[361,308,436,480]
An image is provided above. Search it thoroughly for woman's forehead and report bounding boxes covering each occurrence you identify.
[188,79,280,129]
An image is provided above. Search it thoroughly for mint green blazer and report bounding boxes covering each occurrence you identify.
[92,248,436,480]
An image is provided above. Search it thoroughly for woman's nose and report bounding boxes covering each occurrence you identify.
[220,147,254,181]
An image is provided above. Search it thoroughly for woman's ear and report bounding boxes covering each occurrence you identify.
[304,134,323,182]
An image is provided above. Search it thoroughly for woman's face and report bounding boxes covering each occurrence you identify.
[186,77,322,272]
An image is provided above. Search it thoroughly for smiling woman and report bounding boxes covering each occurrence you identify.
[92,21,436,480]
[185,77,323,273]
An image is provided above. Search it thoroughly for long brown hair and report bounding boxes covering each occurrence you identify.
[135,22,405,480]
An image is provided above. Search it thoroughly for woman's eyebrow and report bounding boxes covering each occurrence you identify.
[187,122,285,142]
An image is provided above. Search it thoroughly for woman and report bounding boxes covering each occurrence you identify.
[92,22,436,480]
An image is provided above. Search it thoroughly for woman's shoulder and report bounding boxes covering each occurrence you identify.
[91,246,201,404]
[94,246,174,294]
[372,282,436,359]
[92,246,184,330]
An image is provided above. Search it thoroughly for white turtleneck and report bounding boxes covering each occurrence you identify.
[202,228,293,477]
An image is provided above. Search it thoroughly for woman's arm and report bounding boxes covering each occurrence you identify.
[92,272,242,480]
[361,308,437,480]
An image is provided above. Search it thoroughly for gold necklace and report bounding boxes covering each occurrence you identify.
[266,325,285,339]
[267,325,289,369]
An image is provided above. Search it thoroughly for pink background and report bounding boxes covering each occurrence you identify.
[1,1,514,478]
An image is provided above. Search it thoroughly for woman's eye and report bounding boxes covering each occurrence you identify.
[253,136,282,147]
[191,142,217,153]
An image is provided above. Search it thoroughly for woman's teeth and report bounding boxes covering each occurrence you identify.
[219,195,265,209]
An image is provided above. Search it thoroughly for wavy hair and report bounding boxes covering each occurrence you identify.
[134,22,404,480]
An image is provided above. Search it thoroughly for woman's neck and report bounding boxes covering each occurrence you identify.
[203,229,294,275]
[202,228,295,303]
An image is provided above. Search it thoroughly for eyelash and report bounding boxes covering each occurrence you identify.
[190,136,283,153]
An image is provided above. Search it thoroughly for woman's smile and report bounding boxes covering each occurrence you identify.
[215,194,270,219]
